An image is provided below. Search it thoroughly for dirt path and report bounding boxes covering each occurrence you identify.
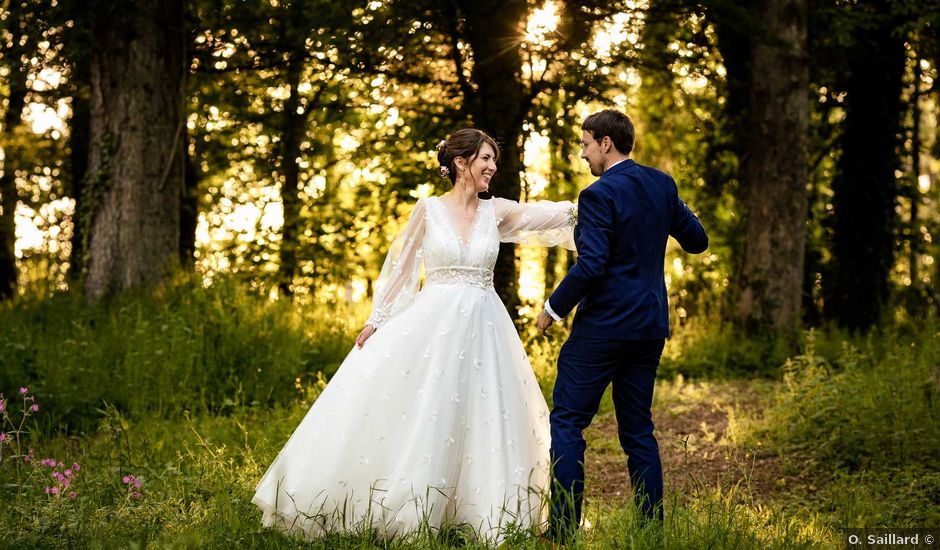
[581,378,805,506]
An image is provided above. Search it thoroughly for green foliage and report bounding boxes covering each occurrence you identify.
[736,324,940,527]
[0,388,837,549]
[187,0,382,291]
[0,276,356,431]
[581,490,830,550]
[757,326,940,471]
[2,288,935,547]
[821,468,940,529]
[659,320,796,379]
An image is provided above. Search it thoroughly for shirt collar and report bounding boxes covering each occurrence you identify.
[603,158,633,175]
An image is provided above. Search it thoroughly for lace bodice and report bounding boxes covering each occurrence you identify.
[366,196,576,328]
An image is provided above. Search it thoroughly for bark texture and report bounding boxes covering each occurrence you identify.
[0,0,30,299]
[457,0,528,318]
[179,132,199,267]
[85,0,185,300]
[276,45,310,298]
[66,63,91,283]
[732,0,810,335]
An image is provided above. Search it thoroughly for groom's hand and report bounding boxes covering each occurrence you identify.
[536,310,554,338]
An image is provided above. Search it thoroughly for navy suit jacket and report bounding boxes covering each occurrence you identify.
[548,159,708,340]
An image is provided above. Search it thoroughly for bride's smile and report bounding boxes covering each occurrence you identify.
[456,141,497,193]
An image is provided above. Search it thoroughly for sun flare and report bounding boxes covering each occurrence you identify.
[525,1,559,46]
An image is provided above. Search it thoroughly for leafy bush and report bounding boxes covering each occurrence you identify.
[754,327,940,471]
[659,320,796,379]
[0,276,358,430]
[733,324,940,528]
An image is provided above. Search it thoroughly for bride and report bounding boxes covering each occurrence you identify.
[252,128,577,543]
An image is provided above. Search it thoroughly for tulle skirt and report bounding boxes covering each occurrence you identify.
[251,283,551,543]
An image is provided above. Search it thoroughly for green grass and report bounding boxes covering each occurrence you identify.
[0,275,356,431]
[0,395,837,549]
[659,320,794,379]
[1,279,936,548]
[731,325,940,529]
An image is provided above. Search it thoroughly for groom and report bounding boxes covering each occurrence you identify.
[536,109,708,536]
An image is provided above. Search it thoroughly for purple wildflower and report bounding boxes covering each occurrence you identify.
[132,492,141,499]
[0,399,5,412]
[0,432,7,442]
[30,404,39,412]
[122,474,142,490]
[72,463,80,472]
[19,387,27,395]
[68,492,76,499]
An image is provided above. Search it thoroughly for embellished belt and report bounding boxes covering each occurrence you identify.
[425,266,494,290]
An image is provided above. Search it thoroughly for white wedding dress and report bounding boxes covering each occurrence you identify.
[252,196,576,543]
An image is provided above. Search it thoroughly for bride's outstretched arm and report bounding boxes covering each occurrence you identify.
[492,197,577,250]
[360,199,427,343]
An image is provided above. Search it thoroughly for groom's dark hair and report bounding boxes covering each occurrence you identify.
[582,109,635,155]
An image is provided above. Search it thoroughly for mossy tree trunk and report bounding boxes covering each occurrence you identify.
[85,0,185,300]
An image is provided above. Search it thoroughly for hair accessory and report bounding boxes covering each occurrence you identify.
[435,139,447,151]
[439,166,450,177]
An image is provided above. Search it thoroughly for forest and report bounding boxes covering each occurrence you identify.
[0,0,938,548]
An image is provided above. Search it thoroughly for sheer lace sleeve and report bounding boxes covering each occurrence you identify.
[365,199,427,329]
[492,197,577,250]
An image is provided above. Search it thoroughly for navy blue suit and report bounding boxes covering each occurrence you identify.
[547,159,707,532]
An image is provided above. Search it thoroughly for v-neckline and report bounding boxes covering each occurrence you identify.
[436,196,481,248]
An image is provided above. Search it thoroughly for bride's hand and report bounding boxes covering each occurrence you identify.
[356,325,377,348]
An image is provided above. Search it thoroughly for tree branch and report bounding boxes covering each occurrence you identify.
[443,0,476,106]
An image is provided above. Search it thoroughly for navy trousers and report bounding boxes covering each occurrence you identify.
[548,336,666,535]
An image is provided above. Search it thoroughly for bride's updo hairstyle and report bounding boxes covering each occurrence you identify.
[435,128,499,185]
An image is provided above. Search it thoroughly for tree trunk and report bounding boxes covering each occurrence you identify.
[458,0,528,319]
[179,20,198,270]
[710,1,753,164]
[84,0,185,300]
[823,2,906,330]
[0,0,31,300]
[731,0,809,336]
[66,67,91,284]
[276,44,310,298]
[709,2,756,322]
[909,56,922,291]
[179,131,199,268]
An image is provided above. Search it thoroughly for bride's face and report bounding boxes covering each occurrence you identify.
[457,142,497,192]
